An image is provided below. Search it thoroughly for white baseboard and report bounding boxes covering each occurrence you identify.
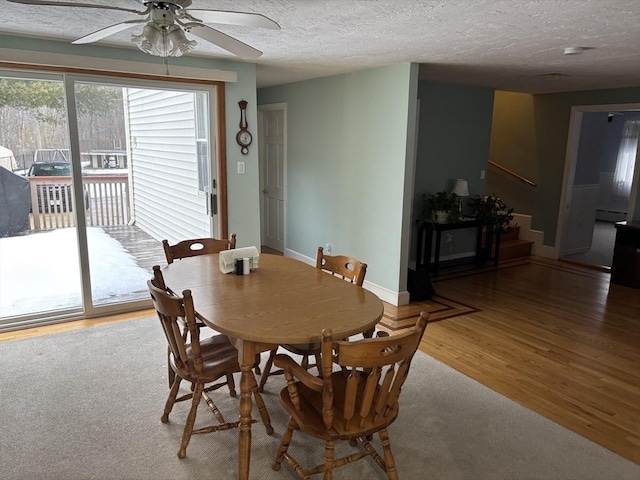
[535,245,556,258]
[284,248,407,306]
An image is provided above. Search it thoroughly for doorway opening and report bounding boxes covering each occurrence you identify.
[556,103,640,270]
[258,103,286,255]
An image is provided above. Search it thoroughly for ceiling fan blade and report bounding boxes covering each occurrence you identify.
[7,0,145,14]
[187,24,263,59]
[184,9,280,30]
[72,19,147,45]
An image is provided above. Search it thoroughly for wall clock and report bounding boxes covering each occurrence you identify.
[236,99,252,155]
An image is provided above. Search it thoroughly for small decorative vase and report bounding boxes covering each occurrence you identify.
[435,210,449,224]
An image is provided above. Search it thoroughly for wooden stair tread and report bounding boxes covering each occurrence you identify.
[499,238,533,262]
[501,238,534,246]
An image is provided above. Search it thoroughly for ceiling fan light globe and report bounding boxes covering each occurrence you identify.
[132,23,163,54]
[167,24,196,56]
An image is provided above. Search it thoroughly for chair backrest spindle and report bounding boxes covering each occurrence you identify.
[148,269,203,376]
[322,312,429,430]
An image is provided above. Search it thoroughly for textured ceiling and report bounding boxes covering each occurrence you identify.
[2,0,640,93]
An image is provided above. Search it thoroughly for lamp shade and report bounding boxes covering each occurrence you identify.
[452,179,469,197]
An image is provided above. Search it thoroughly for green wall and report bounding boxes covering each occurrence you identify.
[258,64,418,295]
[490,87,640,244]
[0,34,262,247]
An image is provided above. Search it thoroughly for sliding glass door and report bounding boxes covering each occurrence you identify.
[0,73,83,320]
[0,69,220,327]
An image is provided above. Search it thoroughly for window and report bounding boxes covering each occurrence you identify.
[613,120,640,200]
[194,92,209,193]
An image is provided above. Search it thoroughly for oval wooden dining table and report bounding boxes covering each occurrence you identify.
[161,253,384,480]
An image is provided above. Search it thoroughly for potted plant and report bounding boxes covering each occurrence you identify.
[420,191,459,224]
[468,194,514,231]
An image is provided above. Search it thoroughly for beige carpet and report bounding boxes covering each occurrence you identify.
[1,317,638,480]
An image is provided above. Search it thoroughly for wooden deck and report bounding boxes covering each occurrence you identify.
[101,224,166,273]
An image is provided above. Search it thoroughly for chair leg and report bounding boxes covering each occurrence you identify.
[323,440,335,480]
[301,355,309,369]
[273,418,296,471]
[167,347,175,388]
[258,348,277,392]
[178,382,203,459]
[226,373,237,397]
[161,376,182,423]
[378,428,399,480]
[249,370,274,435]
[202,391,226,423]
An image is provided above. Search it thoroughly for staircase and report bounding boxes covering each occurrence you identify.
[498,225,534,262]
[482,213,542,263]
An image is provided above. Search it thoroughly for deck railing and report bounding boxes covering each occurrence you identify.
[29,174,131,230]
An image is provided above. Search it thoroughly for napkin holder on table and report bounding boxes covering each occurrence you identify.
[219,246,260,274]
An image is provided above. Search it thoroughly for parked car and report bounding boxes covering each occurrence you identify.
[27,162,90,213]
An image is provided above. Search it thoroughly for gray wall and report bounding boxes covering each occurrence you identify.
[574,112,608,185]
[413,81,495,258]
[258,64,418,296]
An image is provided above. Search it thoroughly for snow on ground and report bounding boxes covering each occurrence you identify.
[0,227,150,317]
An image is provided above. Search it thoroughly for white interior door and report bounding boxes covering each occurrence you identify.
[259,106,286,252]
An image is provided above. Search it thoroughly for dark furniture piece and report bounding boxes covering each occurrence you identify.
[416,218,501,275]
[0,167,30,237]
[611,221,640,289]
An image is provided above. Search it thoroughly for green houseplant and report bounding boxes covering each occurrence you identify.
[420,191,459,224]
[468,194,514,231]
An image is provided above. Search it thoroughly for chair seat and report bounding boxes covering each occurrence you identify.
[172,353,238,384]
[174,333,255,383]
[278,371,399,441]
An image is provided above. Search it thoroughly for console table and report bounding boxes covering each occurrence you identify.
[416,218,501,275]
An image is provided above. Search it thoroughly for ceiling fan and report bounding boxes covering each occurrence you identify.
[7,0,280,59]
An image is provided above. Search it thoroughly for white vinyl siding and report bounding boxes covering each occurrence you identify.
[127,88,210,244]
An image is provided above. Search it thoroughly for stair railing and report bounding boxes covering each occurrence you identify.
[488,160,537,187]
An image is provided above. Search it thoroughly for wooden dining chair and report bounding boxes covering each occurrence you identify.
[271,312,430,479]
[162,234,237,264]
[161,235,240,386]
[148,269,272,459]
[258,246,368,392]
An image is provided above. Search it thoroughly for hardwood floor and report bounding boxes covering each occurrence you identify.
[1,256,638,464]
[415,257,640,464]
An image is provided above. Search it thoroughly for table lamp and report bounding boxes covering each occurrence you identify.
[451,179,469,216]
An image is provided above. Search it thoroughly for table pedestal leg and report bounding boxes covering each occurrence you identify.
[238,365,252,480]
